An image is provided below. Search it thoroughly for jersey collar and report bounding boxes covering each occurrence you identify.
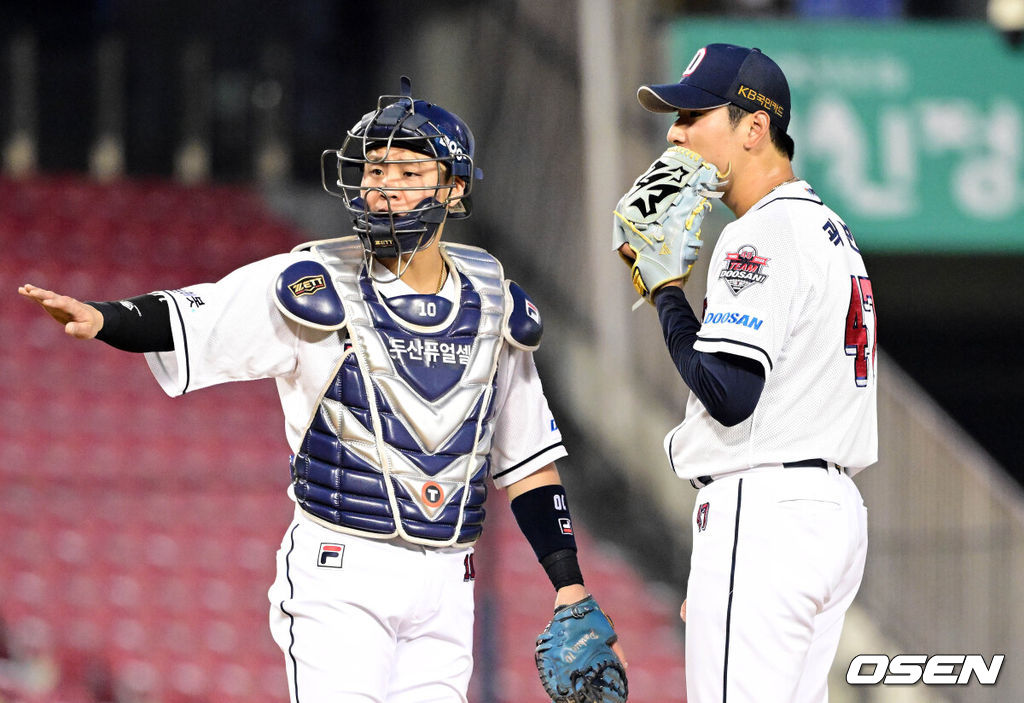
[752,179,822,211]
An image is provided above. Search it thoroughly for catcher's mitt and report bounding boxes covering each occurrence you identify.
[612,146,723,303]
[535,596,627,703]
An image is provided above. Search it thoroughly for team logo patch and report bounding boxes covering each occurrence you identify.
[318,543,345,568]
[683,47,706,77]
[289,274,327,297]
[720,245,770,295]
[421,482,445,508]
[558,518,574,535]
[696,502,710,532]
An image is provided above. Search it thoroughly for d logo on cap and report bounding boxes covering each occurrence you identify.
[683,48,706,77]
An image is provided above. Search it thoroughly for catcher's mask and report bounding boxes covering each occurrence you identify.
[321,76,483,279]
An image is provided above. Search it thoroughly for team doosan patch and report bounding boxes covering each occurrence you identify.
[720,245,770,295]
[318,543,345,568]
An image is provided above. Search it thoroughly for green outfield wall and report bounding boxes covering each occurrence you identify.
[668,21,1024,252]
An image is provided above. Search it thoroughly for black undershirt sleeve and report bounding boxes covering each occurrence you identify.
[654,286,766,427]
[89,294,174,353]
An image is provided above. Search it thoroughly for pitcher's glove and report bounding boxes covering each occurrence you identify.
[612,146,723,303]
[535,596,627,703]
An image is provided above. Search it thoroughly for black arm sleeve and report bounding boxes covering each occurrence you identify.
[510,485,584,590]
[89,294,174,353]
[654,286,766,427]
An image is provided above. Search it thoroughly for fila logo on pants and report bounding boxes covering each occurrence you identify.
[318,543,345,568]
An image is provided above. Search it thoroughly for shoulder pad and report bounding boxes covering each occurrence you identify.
[502,280,543,351]
[274,260,346,331]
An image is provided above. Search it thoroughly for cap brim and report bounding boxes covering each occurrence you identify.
[637,84,730,113]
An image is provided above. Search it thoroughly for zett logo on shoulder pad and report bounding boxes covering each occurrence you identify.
[289,275,327,297]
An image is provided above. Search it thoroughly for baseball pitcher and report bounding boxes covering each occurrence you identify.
[613,44,877,703]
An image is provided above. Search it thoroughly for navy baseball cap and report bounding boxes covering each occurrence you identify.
[638,43,791,133]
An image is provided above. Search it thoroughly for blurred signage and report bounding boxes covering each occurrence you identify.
[669,21,1024,252]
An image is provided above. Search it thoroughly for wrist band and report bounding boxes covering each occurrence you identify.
[541,548,585,590]
[510,484,584,590]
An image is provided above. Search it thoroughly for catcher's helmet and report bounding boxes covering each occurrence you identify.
[322,76,483,264]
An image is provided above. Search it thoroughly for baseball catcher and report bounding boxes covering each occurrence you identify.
[19,76,629,703]
[612,146,723,305]
[535,595,627,703]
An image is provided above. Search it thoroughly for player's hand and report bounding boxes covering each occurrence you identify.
[18,284,104,339]
[680,599,687,622]
[616,242,636,265]
[556,584,628,669]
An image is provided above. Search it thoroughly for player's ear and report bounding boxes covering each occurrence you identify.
[744,111,772,150]
[445,176,467,206]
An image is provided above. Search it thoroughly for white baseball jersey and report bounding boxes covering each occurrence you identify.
[665,180,878,480]
[142,245,566,703]
[144,251,567,490]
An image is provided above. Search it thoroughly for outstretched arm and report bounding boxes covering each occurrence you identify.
[18,284,173,352]
[18,284,104,339]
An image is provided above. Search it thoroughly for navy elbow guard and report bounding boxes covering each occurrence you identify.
[510,484,584,590]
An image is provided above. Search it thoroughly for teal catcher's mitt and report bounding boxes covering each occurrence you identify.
[612,146,723,303]
[535,596,627,703]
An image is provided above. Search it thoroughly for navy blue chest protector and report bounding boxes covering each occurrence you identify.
[286,238,510,547]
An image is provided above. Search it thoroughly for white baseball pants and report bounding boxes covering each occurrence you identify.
[268,508,475,703]
[684,466,868,703]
